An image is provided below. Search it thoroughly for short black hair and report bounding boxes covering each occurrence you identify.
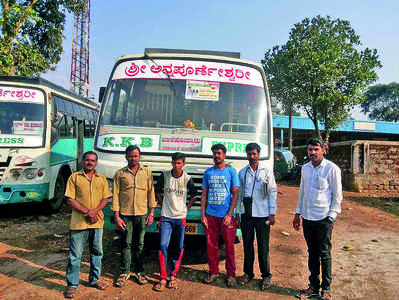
[83,151,98,161]
[125,145,141,155]
[245,142,261,153]
[172,152,186,163]
[306,137,324,148]
[211,143,227,154]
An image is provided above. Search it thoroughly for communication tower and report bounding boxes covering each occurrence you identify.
[70,0,90,97]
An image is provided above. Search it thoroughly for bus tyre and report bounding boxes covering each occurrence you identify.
[48,174,65,212]
[274,170,282,182]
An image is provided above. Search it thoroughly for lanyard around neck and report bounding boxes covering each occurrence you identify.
[244,166,258,198]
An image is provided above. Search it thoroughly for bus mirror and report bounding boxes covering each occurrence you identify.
[99,87,106,103]
[52,111,64,128]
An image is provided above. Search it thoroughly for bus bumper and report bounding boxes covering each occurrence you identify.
[103,205,207,235]
[0,183,49,204]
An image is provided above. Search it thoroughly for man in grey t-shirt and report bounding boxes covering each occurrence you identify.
[153,152,197,291]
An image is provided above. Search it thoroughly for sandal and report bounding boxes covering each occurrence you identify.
[226,276,236,288]
[167,277,178,289]
[203,273,219,284]
[64,286,77,299]
[115,273,130,288]
[321,291,332,300]
[133,273,148,285]
[260,277,271,291]
[153,279,167,292]
[238,274,251,285]
[295,287,319,298]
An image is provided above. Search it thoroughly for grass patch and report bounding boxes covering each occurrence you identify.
[346,196,399,217]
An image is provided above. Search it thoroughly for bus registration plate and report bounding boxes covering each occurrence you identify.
[185,223,197,235]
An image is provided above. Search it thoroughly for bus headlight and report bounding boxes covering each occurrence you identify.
[23,168,38,180]
[10,168,23,180]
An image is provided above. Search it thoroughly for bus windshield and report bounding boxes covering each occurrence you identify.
[101,78,266,134]
[0,87,45,147]
[98,58,270,157]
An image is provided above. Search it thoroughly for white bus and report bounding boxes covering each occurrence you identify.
[0,77,99,212]
[95,49,273,235]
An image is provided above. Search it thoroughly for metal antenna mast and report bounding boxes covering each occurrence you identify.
[70,0,90,97]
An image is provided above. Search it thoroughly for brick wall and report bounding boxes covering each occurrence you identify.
[292,141,399,196]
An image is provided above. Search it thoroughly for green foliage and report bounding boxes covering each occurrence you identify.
[262,15,381,139]
[361,82,399,122]
[0,0,85,76]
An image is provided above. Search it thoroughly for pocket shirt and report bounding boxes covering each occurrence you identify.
[237,163,277,217]
[65,170,112,230]
[112,165,156,216]
[296,158,342,221]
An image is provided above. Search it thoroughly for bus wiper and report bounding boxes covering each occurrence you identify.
[146,56,178,98]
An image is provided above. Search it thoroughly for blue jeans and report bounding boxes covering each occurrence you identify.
[159,217,185,279]
[66,228,103,288]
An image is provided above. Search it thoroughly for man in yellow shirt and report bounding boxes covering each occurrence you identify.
[64,151,112,299]
[112,145,156,287]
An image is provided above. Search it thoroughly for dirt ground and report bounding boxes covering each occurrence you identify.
[1,183,399,300]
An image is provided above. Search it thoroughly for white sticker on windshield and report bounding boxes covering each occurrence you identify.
[185,80,219,101]
[13,121,43,136]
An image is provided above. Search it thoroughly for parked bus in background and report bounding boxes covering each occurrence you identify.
[0,77,99,212]
[95,48,273,235]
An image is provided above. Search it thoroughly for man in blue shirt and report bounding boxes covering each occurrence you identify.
[201,143,240,287]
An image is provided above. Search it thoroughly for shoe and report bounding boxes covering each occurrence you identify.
[226,276,236,288]
[115,273,130,288]
[89,280,108,290]
[133,273,148,285]
[64,286,77,299]
[321,291,332,300]
[260,277,271,291]
[238,274,251,285]
[203,273,219,284]
[295,287,319,298]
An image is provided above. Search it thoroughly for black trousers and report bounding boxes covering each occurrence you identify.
[302,217,333,292]
[241,214,271,279]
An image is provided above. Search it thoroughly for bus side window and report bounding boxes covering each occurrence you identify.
[90,120,95,136]
[65,115,74,137]
[59,116,67,137]
[84,120,91,137]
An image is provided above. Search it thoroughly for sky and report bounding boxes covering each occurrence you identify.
[43,0,399,120]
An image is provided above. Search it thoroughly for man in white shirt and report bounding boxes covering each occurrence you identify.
[293,137,342,300]
[237,143,277,291]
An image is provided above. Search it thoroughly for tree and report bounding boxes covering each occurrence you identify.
[262,15,381,140]
[361,82,399,122]
[0,0,84,77]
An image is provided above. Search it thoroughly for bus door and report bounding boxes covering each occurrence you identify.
[75,117,84,168]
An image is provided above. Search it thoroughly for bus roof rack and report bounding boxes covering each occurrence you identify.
[144,48,241,59]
